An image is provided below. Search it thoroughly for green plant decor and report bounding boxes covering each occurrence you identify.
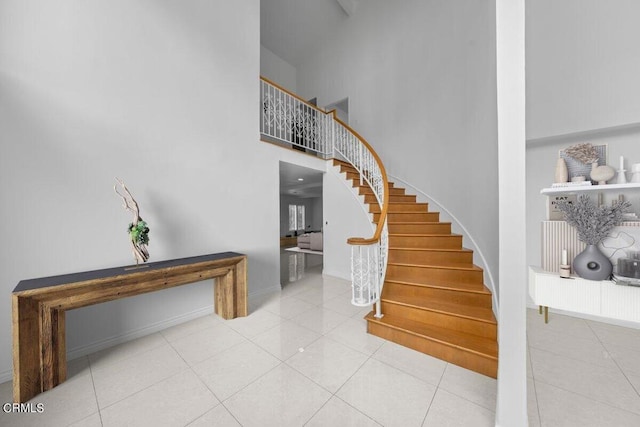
[129,219,150,246]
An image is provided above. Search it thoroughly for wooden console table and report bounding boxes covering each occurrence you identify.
[12,252,247,403]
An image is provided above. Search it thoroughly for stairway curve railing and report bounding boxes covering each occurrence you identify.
[261,77,389,316]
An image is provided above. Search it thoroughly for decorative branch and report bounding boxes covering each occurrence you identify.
[556,194,630,245]
[563,143,599,164]
[114,178,150,264]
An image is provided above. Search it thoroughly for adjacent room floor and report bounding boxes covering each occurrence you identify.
[1,256,639,426]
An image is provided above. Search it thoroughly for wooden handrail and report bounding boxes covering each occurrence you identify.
[331,112,390,246]
[260,76,327,115]
[260,76,389,246]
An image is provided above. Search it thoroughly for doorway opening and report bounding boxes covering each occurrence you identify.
[278,161,324,287]
[325,97,349,124]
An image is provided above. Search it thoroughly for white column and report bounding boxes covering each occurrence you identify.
[496,0,528,426]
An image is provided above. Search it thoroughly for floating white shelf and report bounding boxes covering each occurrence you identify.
[540,182,640,195]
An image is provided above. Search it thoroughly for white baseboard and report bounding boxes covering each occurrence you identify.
[66,285,285,361]
[0,286,284,386]
[321,269,350,282]
[526,303,640,329]
[66,306,215,361]
[0,306,216,386]
[0,369,11,385]
[249,284,282,297]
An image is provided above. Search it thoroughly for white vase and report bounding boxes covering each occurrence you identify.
[590,163,615,185]
[554,158,568,183]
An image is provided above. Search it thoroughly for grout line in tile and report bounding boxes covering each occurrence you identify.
[176,372,221,427]
[97,366,192,412]
[420,374,440,426]
[322,333,375,358]
[88,334,170,374]
[300,392,333,426]
[531,376,543,426]
[158,316,218,343]
[333,395,384,426]
[529,343,618,374]
[87,356,104,426]
[219,361,285,405]
[533,376,640,417]
[527,342,545,425]
[220,401,244,427]
[585,320,640,398]
[434,363,497,414]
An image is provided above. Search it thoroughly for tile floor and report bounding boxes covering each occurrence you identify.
[1,254,639,426]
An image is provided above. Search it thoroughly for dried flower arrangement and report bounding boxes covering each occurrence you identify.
[556,195,630,245]
[562,143,599,164]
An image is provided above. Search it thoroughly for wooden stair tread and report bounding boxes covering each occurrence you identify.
[387,202,427,206]
[388,261,482,272]
[388,221,450,225]
[381,294,496,324]
[385,277,491,294]
[365,312,498,359]
[389,247,473,253]
[389,233,462,237]
[335,156,498,377]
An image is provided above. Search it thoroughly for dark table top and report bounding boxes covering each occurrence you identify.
[13,252,245,293]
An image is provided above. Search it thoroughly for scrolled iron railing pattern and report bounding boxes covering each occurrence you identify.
[260,77,389,314]
[332,119,388,312]
[260,79,331,156]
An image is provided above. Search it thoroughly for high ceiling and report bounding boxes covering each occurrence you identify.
[264,1,352,198]
[260,0,352,68]
[279,161,323,199]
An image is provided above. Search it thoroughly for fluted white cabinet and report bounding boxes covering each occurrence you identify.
[529,266,640,323]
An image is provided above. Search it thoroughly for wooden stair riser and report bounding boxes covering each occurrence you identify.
[365,194,415,204]
[345,177,396,190]
[369,203,429,214]
[383,282,493,308]
[379,301,497,339]
[367,321,497,378]
[345,171,359,180]
[334,157,498,379]
[376,212,440,222]
[386,264,483,284]
[360,186,405,196]
[389,234,463,249]
[340,168,396,188]
[388,223,451,234]
[388,248,473,264]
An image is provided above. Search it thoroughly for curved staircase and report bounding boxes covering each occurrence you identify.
[334,159,498,378]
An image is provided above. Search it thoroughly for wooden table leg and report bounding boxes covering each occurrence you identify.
[544,306,549,324]
[214,258,248,320]
[215,268,236,319]
[235,257,248,317]
[40,306,66,392]
[12,295,41,403]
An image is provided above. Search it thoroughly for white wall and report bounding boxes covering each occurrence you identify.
[322,165,375,281]
[0,0,276,382]
[310,197,323,231]
[526,0,640,140]
[526,131,640,272]
[526,0,640,277]
[296,0,499,294]
[260,45,297,92]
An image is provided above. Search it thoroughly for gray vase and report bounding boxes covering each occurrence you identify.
[573,244,612,281]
